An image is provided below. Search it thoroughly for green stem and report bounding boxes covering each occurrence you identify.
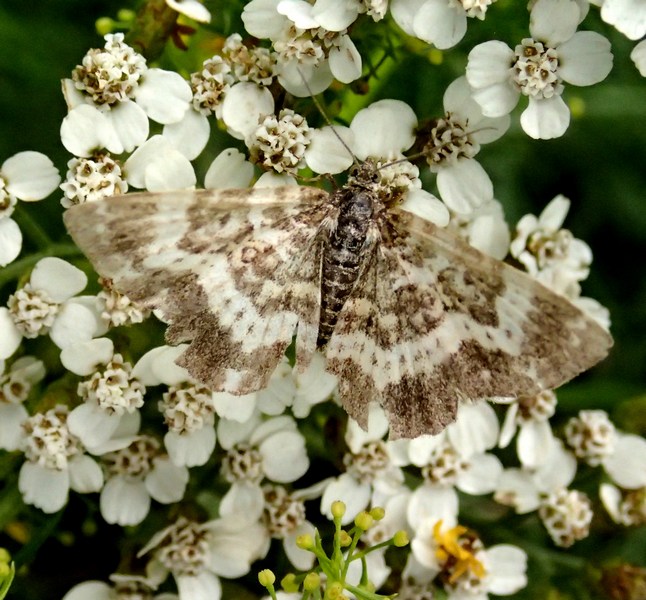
[12,206,53,250]
[0,243,83,288]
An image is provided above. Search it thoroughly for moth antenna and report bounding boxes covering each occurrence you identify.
[296,66,360,168]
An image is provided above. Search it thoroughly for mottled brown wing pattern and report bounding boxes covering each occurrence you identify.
[326,208,613,439]
[64,187,331,392]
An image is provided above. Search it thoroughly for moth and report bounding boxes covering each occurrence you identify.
[64,161,612,438]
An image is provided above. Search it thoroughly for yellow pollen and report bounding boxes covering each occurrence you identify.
[432,521,486,584]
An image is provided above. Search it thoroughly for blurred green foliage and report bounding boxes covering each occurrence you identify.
[0,1,644,598]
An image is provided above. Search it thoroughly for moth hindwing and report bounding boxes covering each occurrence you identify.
[64,176,612,438]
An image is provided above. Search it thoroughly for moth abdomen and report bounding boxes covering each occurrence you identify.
[317,188,375,347]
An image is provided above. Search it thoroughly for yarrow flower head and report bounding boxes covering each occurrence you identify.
[100,434,189,526]
[466,0,613,138]
[539,488,593,547]
[18,405,103,513]
[222,33,276,86]
[59,154,128,207]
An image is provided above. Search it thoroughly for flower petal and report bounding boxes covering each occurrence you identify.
[437,159,493,213]
[558,31,613,86]
[100,476,151,525]
[166,0,212,22]
[413,0,467,49]
[163,109,210,160]
[204,148,254,189]
[136,68,192,124]
[0,218,22,267]
[31,257,87,302]
[146,457,189,502]
[520,95,570,140]
[60,337,115,376]
[304,126,354,175]
[106,101,149,153]
[3,151,60,201]
[221,82,274,140]
[19,462,69,513]
[530,0,579,46]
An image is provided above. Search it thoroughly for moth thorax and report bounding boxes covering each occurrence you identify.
[317,188,375,347]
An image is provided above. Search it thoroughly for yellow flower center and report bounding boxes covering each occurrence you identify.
[433,521,486,584]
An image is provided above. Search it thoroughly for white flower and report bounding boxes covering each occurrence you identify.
[242,0,362,95]
[510,194,592,296]
[494,440,577,513]
[134,345,217,468]
[221,82,275,140]
[408,520,527,597]
[62,34,192,153]
[392,0,497,50]
[466,0,613,138]
[539,487,593,547]
[100,435,189,526]
[421,77,509,214]
[60,154,128,207]
[498,390,557,468]
[0,151,60,266]
[0,257,101,360]
[0,356,45,451]
[449,198,511,259]
[601,433,646,490]
[600,0,646,40]
[18,405,104,513]
[139,515,267,600]
[67,352,146,451]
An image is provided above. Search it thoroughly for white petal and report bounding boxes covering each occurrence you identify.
[313,0,359,30]
[277,59,334,97]
[165,427,216,467]
[472,81,519,118]
[284,522,316,569]
[601,0,646,40]
[204,148,254,189]
[483,545,528,594]
[212,390,257,422]
[163,109,210,160]
[60,104,123,157]
[517,420,554,468]
[67,403,120,449]
[19,462,69,513]
[100,476,151,525]
[346,403,390,453]
[407,485,458,529]
[467,212,511,260]
[599,483,622,523]
[406,432,446,467]
[631,40,646,76]
[529,0,579,46]
[221,82,274,140]
[437,159,493,213]
[176,573,221,600]
[2,151,60,201]
[0,218,22,267]
[166,0,212,23]
[68,454,104,493]
[539,194,570,230]
[413,0,467,50]
[61,338,115,376]
[400,189,450,226]
[532,441,576,491]
[467,41,515,89]
[219,480,265,521]
[105,101,149,153]
[242,0,285,38]
[457,453,502,494]
[146,457,189,502]
[49,302,98,349]
[558,31,613,86]
[350,99,417,160]
[150,344,191,385]
[390,0,427,35]
[304,126,354,174]
[31,257,87,302]
[321,474,370,524]
[216,413,261,449]
[520,95,570,140]
[136,68,192,124]
[124,135,196,191]
[278,0,318,28]
[328,36,362,83]
[0,404,28,451]
[603,434,646,489]
[448,402,499,458]
[62,581,114,600]
[260,430,309,482]
[254,171,297,186]
[495,468,540,513]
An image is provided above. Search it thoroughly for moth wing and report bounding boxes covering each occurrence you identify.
[326,209,612,439]
[64,187,331,392]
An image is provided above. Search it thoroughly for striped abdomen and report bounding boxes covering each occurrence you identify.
[317,188,374,347]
